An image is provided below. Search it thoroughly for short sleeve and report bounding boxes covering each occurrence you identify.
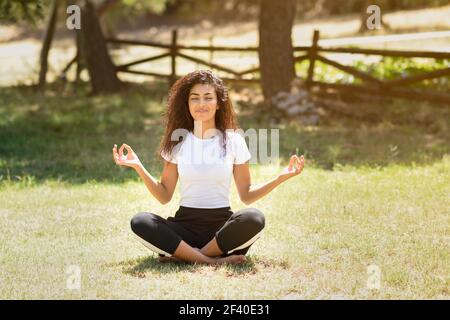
[161,148,178,164]
[232,132,251,164]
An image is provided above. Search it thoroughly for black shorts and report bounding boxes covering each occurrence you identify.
[130,206,265,256]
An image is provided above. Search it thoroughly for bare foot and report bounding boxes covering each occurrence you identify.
[158,255,181,263]
[215,255,246,265]
[158,248,201,263]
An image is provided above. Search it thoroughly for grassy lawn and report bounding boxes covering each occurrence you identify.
[0,83,449,299]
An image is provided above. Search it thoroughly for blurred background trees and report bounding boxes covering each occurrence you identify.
[0,0,44,23]
[1,0,448,96]
[4,0,448,30]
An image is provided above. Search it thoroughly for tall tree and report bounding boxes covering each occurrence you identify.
[77,0,122,93]
[38,0,59,87]
[258,0,297,109]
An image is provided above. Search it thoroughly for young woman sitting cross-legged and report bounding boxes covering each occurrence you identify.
[112,70,305,265]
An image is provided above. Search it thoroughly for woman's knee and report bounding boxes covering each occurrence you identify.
[217,208,265,255]
[130,212,178,256]
[130,212,156,234]
[239,208,265,231]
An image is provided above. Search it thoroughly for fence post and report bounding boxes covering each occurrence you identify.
[170,29,178,88]
[306,30,320,89]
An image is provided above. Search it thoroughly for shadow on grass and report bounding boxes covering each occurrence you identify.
[115,255,288,278]
[220,255,290,276]
[0,82,168,184]
[118,256,201,277]
[1,83,449,186]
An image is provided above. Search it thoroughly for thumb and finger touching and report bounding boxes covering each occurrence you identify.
[112,143,136,166]
[287,154,305,175]
[288,155,296,171]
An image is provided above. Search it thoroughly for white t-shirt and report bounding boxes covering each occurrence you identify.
[161,130,251,208]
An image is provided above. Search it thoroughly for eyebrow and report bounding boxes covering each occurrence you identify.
[189,92,213,96]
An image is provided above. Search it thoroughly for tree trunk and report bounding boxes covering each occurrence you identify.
[359,0,371,33]
[38,0,60,87]
[258,0,297,109]
[78,0,121,93]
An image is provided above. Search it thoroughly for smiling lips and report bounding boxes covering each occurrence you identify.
[196,109,209,113]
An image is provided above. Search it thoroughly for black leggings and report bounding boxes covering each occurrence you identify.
[130,206,265,257]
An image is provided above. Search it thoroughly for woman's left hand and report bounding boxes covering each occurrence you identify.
[278,155,305,181]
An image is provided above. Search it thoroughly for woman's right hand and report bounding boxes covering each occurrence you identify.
[112,143,142,170]
[278,154,305,182]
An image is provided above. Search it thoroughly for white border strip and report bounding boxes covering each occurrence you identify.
[132,233,172,257]
[227,230,263,254]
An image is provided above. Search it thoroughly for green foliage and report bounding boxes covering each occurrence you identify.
[296,56,450,91]
[0,0,45,23]
[2,0,447,24]
[120,0,171,15]
[354,57,450,91]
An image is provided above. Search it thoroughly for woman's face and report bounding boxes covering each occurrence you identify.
[188,83,218,124]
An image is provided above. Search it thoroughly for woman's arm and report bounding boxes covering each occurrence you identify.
[113,144,178,205]
[233,155,305,205]
[134,160,178,205]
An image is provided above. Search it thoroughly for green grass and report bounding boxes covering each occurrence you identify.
[0,82,449,299]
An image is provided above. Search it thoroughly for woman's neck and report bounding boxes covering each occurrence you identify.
[193,119,217,139]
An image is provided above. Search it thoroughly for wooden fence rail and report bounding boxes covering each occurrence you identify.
[61,29,450,103]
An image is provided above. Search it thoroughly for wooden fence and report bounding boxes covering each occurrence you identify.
[63,29,450,103]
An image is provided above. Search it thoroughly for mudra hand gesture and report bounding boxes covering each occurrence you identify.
[278,154,305,181]
[112,143,142,169]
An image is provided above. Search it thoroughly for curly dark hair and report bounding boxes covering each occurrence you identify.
[158,70,239,160]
